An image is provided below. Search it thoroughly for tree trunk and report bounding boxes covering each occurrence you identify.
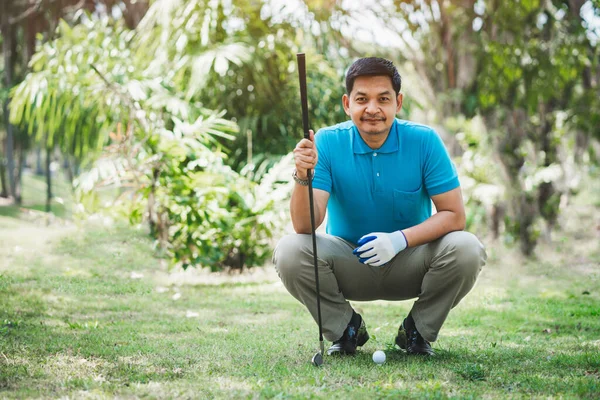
[36,147,44,175]
[0,157,8,198]
[147,167,159,235]
[14,141,25,204]
[485,108,540,255]
[490,202,505,239]
[2,107,16,201]
[1,2,17,200]
[536,103,560,242]
[122,0,150,29]
[63,154,74,185]
[516,193,538,256]
[46,146,52,213]
[439,2,456,90]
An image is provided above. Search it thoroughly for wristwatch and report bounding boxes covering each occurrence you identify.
[292,169,313,186]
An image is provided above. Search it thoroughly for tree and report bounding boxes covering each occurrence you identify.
[475,0,599,254]
[131,0,348,171]
[0,0,149,205]
[10,2,295,270]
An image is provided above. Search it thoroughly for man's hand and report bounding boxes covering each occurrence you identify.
[353,231,408,267]
[293,129,317,180]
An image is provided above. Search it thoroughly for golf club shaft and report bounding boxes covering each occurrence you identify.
[297,53,324,350]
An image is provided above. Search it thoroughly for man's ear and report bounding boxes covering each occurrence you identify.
[342,94,351,116]
[396,93,403,113]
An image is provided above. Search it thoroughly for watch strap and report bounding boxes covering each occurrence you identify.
[292,169,311,186]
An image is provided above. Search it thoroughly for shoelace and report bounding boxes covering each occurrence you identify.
[347,325,356,339]
[409,328,420,345]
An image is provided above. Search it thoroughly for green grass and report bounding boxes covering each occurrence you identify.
[0,177,599,398]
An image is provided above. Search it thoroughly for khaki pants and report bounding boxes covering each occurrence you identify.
[273,231,486,343]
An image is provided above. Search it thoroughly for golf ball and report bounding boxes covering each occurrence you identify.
[372,350,386,364]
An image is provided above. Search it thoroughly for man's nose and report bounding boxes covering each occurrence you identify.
[365,100,379,114]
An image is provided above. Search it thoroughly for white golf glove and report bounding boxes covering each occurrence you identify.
[353,231,408,267]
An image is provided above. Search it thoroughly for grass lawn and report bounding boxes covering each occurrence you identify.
[0,174,599,399]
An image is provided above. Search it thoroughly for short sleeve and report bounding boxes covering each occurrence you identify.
[312,130,332,193]
[423,130,460,196]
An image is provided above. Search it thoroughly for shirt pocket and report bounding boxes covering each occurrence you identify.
[393,187,422,224]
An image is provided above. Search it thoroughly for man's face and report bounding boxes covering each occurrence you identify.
[342,75,403,138]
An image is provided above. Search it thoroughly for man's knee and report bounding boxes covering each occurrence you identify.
[441,231,487,277]
[273,234,313,280]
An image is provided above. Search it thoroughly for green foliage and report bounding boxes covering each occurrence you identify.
[8,0,353,268]
[9,0,597,262]
[9,18,131,160]
[467,0,599,253]
[372,0,599,254]
[447,116,504,236]
[477,14,589,114]
[153,137,292,270]
[72,105,289,270]
[10,5,296,271]
[133,0,348,169]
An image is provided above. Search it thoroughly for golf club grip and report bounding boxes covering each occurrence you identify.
[297,54,310,139]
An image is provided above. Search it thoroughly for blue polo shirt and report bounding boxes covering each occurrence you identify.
[313,118,459,245]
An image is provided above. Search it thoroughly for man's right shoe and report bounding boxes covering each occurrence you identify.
[327,312,369,355]
[395,314,435,356]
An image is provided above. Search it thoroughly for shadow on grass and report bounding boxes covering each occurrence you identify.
[0,205,21,219]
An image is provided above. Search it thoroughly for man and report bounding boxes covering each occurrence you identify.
[273,57,486,356]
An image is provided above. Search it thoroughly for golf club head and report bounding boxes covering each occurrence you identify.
[311,351,323,367]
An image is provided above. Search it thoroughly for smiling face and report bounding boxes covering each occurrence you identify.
[342,75,403,147]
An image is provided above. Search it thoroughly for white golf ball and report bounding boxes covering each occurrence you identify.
[372,350,386,364]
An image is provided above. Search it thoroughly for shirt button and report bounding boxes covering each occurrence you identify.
[373,153,378,157]
[377,173,380,177]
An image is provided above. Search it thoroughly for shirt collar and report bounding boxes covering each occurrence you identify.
[352,119,399,154]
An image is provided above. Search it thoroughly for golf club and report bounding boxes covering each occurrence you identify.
[297,53,324,367]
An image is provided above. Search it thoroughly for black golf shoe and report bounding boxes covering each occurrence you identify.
[395,314,435,356]
[327,312,369,355]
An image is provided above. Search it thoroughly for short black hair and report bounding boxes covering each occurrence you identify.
[345,57,402,95]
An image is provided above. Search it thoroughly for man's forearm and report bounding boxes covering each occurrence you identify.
[402,210,466,247]
[290,183,323,234]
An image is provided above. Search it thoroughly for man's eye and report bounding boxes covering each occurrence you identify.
[380,97,390,102]
[356,97,366,102]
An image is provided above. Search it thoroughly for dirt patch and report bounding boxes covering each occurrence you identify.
[152,262,280,287]
[0,197,14,206]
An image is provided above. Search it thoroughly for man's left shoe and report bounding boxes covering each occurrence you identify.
[395,314,435,356]
[327,311,369,355]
